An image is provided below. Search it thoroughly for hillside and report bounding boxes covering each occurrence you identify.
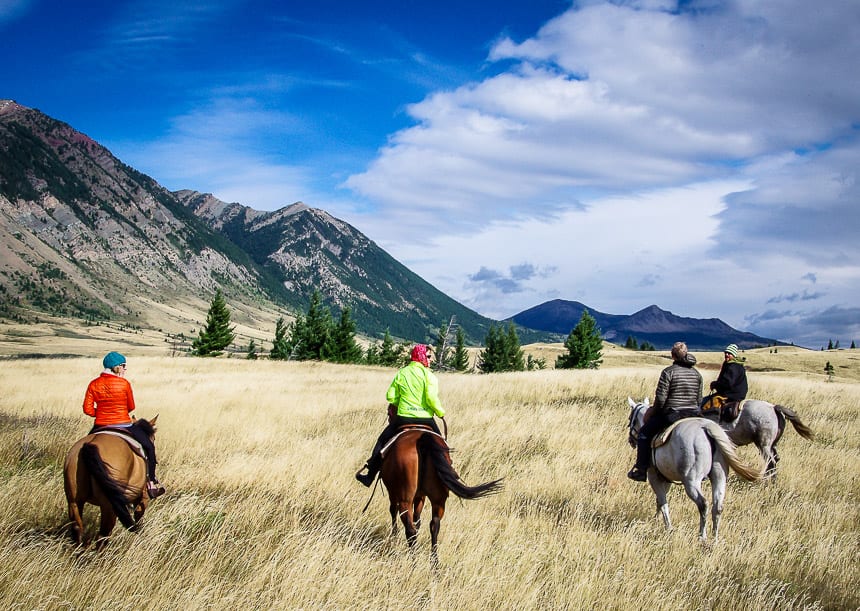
[0,100,505,344]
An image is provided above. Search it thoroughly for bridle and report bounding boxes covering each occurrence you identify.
[627,402,647,448]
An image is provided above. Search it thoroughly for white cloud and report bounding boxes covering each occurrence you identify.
[341,0,860,346]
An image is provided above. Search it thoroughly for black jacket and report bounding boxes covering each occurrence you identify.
[711,360,748,401]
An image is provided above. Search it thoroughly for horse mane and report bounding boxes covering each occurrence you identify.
[133,418,155,437]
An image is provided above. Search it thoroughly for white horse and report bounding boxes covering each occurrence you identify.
[626,398,763,541]
[629,397,815,477]
[719,399,814,475]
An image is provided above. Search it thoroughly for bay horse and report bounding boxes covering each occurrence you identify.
[378,427,502,558]
[629,397,814,477]
[63,417,158,547]
[626,400,762,540]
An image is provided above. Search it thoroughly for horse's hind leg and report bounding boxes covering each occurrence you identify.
[682,481,708,541]
[429,502,445,563]
[95,508,117,550]
[68,501,85,546]
[649,473,672,532]
[396,501,418,546]
[413,495,426,531]
[710,463,728,542]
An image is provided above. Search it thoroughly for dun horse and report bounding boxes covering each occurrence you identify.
[626,399,762,540]
[378,427,502,558]
[63,417,158,547]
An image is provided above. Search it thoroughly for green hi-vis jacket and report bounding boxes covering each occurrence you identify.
[386,360,445,420]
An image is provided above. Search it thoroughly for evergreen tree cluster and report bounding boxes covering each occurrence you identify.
[623,335,656,351]
[269,290,364,364]
[478,322,525,373]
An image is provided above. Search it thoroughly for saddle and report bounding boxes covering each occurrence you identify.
[91,427,147,459]
[380,425,444,458]
[701,394,743,423]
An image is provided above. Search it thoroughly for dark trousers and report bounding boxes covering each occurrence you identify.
[366,416,441,472]
[634,408,699,470]
[90,424,158,481]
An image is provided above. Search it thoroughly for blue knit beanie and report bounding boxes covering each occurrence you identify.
[103,351,126,369]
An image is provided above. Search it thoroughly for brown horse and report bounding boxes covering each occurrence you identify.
[379,427,502,558]
[63,417,158,547]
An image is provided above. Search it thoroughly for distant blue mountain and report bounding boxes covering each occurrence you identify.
[510,299,783,351]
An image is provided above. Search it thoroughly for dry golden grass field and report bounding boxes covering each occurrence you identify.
[0,342,858,609]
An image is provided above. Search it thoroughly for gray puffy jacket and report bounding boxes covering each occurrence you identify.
[654,354,702,412]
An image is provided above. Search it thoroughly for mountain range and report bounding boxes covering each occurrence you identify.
[0,100,780,350]
[510,299,783,350]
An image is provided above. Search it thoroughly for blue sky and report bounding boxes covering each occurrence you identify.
[2,0,859,348]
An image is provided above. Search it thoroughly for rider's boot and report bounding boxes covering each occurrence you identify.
[355,453,381,487]
[627,435,650,482]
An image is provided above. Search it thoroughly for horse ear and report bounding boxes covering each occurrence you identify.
[627,397,635,408]
[150,414,158,425]
[643,398,650,407]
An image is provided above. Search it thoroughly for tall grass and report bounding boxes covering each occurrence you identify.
[0,354,857,609]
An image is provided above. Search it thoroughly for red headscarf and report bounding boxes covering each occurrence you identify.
[410,344,430,367]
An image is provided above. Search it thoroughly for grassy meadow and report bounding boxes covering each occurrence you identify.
[0,346,858,609]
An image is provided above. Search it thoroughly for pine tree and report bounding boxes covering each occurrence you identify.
[246,339,258,360]
[851,341,856,349]
[192,289,236,357]
[478,322,524,373]
[556,309,603,369]
[624,335,638,350]
[377,329,403,367]
[292,290,332,361]
[452,326,470,372]
[824,361,835,381]
[324,307,363,363]
[827,339,833,350]
[269,317,290,360]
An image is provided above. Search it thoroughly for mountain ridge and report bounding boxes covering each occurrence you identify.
[510,299,782,351]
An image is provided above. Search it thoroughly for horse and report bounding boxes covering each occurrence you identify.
[719,399,814,475]
[378,426,502,559]
[628,397,814,476]
[626,399,762,540]
[63,417,158,548]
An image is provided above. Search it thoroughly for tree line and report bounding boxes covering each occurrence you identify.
[191,289,605,372]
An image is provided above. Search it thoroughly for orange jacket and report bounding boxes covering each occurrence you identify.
[82,373,136,426]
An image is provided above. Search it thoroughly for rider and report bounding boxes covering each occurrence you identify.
[83,351,165,498]
[703,343,748,422]
[628,341,702,482]
[355,344,445,487]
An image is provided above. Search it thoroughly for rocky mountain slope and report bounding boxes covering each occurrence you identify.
[0,100,497,342]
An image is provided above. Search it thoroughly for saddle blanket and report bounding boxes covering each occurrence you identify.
[652,417,713,448]
[92,429,147,459]
[380,426,446,457]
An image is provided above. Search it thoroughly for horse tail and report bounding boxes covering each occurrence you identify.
[419,434,503,500]
[80,442,136,529]
[773,405,815,440]
[701,420,763,482]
